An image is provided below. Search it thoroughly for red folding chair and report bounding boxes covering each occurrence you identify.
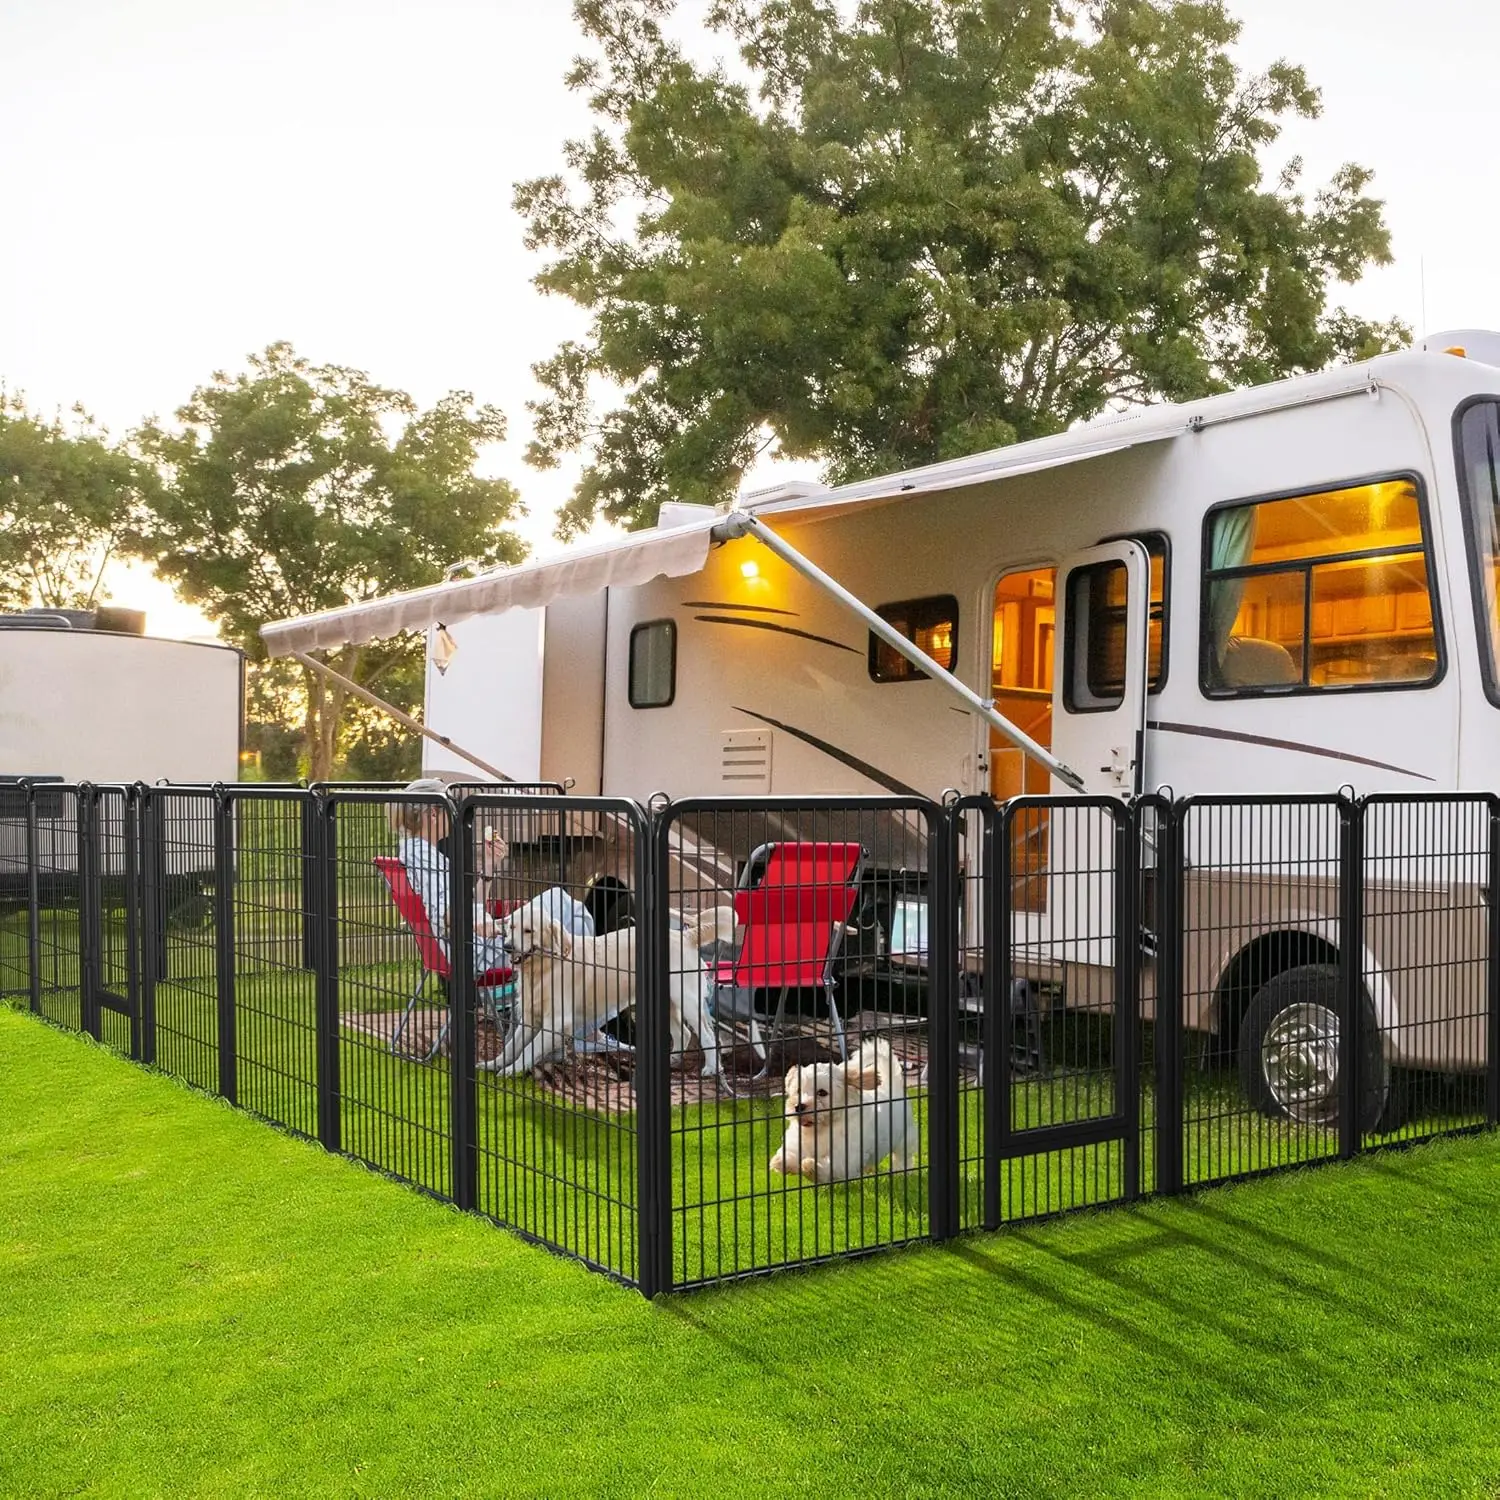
[372,856,515,1062]
[710,841,865,1077]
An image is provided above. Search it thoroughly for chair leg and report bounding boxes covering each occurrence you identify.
[752,987,791,1081]
[826,984,847,1063]
[391,969,437,1059]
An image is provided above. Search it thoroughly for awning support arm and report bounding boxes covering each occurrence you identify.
[721,512,1086,793]
[288,650,514,784]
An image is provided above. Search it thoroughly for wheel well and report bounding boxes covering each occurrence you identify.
[1212,930,1341,1054]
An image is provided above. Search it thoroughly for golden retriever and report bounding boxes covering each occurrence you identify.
[769,1037,918,1183]
[480,905,736,1079]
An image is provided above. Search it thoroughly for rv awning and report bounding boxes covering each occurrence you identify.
[746,419,1178,525]
[260,513,722,657]
[260,418,1179,657]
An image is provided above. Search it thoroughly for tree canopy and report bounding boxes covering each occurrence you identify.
[0,394,153,611]
[133,343,526,779]
[519,0,1408,534]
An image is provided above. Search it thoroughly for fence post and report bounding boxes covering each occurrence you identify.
[1152,797,1185,1197]
[985,800,1014,1233]
[928,805,960,1242]
[1337,796,1362,1161]
[1487,797,1500,1129]
[78,786,102,1040]
[213,787,238,1105]
[1116,801,1141,1202]
[313,794,342,1153]
[637,805,672,1298]
[123,788,143,1062]
[449,795,478,1213]
[300,796,320,973]
[25,784,42,1016]
[136,786,158,1066]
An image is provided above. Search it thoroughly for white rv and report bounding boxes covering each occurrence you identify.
[262,332,1500,1125]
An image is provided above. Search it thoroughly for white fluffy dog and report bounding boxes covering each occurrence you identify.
[480,904,735,1079]
[769,1037,918,1183]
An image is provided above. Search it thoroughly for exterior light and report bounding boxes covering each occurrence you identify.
[740,559,760,580]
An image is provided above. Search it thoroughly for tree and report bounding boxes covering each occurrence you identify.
[133,343,527,780]
[519,0,1409,535]
[0,393,153,610]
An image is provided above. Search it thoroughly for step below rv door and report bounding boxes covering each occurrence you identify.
[1049,539,1150,798]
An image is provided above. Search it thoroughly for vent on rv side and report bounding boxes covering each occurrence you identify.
[722,730,772,792]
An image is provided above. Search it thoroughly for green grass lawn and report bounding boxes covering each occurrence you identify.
[6,1007,1500,1497]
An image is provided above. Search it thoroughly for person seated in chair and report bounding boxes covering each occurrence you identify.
[388,777,594,976]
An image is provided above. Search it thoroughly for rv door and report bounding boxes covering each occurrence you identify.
[1050,539,1150,797]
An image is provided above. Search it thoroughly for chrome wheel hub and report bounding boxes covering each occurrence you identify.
[1262,1002,1340,1123]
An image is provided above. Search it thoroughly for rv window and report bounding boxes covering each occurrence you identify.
[1094,532,1170,693]
[1456,400,1500,705]
[1063,560,1129,711]
[1201,477,1439,696]
[869,596,958,683]
[628,620,676,708]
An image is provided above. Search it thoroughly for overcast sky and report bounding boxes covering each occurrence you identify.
[2,0,1495,638]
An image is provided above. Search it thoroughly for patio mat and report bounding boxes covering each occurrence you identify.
[340,1010,949,1115]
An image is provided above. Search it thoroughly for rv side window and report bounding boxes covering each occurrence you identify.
[869,596,958,683]
[628,620,676,708]
[1091,532,1170,693]
[1456,399,1500,705]
[1063,560,1128,711]
[1200,477,1440,696]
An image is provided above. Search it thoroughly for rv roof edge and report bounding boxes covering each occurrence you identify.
[723,510,1088,794]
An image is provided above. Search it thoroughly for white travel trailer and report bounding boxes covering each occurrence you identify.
[0,612,244,915]
[262,333,1500,1126]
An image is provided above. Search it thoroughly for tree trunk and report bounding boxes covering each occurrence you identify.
[299,649,360,783]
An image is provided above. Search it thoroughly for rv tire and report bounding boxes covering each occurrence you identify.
[1239,963,1389,1136]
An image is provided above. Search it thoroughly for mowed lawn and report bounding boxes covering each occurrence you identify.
[5,1009,1500,1499]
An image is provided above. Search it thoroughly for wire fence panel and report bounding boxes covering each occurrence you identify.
[464,793,645,1285]
[1359,794,1496,1147]
[1178,797,1349,1187]
[145,789,221,1091]
[33,786,85,1034]
[656,798,939,1288]
[10,774,1500,1295]
[326,791,455,1198]
[0,779,39,1001]
[225,788,320,1138]
[986,796,1142,1225]
[87,786,141,1059]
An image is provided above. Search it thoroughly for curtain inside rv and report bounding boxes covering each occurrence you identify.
[1206,505,1259,671]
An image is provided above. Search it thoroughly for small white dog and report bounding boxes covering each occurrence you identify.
[769,1037,918,1183]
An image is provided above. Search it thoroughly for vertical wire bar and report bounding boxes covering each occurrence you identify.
[639,803,669,1297]
[137,787,158,1066]
[315,795,342,1152]
[26,785,42,1015]
[1487,796,1500,1129]
[449,797,478,1212]
[213,789,238,1104]
[1154,796,1185,1196]
[1337,796,1362,1161]
[927,804,958,1241]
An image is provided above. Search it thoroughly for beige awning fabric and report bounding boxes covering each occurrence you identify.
[260,514,722,657]
[260,417,1180,657]
[745,419,1178,526]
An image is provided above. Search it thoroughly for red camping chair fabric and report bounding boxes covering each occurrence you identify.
[711,842,864,1073]
[373,856,514,1062]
